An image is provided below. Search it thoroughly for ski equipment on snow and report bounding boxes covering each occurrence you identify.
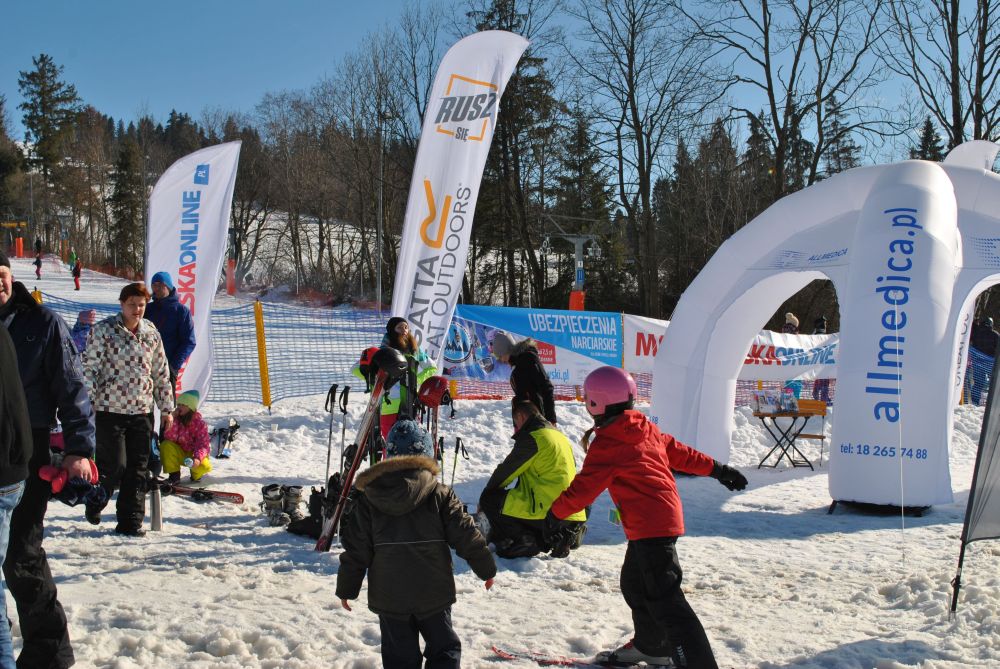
[156,478,245,504]
[338,385,350,472]
[315,346,408,551]
[211,418,239,459]
[450,436,469,486]
[491,645,661,668]
[324,383,339,484]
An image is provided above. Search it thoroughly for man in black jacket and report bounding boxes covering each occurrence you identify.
[0,325,31,667]
[491,333,558,424]
[337,419,495,669]
[970,317,1000,404]
[0,251,96,669]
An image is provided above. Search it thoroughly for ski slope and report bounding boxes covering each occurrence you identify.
[8,255,1000,668]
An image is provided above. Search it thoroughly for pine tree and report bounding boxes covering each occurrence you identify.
[742,112,776,220]
[468,0,561,307]
[163,110,203,160]
[823,95,861,176]
[909,116,945,161]
[17,54,80,179]
[0,96,23,212]
[551,107,611,222]
[108,138,146,273]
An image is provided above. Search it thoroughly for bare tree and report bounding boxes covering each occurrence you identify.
[684,0,893,198]
[882,0,1000,148]
[568,0,723,317]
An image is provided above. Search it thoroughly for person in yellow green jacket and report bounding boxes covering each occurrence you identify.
[477,401,587,559]
[352,317,436,439]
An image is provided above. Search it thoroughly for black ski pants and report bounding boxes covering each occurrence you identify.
[93,411,153,532]
[478,488,546,550]
[3,428,74,669]
[378,607,461,669]
[620,536,718,669]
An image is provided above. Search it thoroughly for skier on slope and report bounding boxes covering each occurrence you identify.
[546,366,748,669]
[337,419,495,668]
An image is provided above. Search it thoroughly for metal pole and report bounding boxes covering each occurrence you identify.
[376,118,384,315]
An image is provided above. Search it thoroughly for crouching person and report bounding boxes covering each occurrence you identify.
[159,390,211,484]
[478,401,587,559]
[336,419,496,669]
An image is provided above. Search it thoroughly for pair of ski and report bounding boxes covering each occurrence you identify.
[153,477,245,504]
[492,645,673,668]
[315,370,388,551]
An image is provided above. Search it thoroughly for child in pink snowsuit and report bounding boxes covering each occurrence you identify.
[160,390,212,482]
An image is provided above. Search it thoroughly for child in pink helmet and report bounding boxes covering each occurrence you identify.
[548,366,747,668]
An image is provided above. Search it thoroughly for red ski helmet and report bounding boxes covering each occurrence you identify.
[582,366,637,418]
[418,375,450,408]
[358,346,381,381]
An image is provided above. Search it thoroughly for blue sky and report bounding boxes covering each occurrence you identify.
[2,0,413,140]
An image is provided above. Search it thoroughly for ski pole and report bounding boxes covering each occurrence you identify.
[338,385,350,475]
[438,437,446,483]
[324,383,338,486]
[450,436,469,487]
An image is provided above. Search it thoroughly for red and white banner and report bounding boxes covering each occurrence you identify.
[146,141,241,399]
[391,31,529,365]
[624,314,837,380]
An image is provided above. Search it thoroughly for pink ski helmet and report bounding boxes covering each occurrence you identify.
[583,366,637,418]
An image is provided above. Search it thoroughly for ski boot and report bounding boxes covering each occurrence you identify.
[282,485,306,522]
[260,484,290,527]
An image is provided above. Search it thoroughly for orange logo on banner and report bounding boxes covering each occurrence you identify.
[419,180,452,249]
[433,74,498,142]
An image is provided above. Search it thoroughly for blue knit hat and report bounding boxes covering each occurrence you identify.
[151,271,174,290]
[385,420,432,458]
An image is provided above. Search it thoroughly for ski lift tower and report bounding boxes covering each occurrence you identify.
[540,214,605,311]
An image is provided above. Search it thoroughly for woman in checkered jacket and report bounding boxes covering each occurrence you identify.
[82,282,175,537]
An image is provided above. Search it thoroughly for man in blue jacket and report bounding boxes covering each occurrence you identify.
[0,251,96,669]
[144,271,196,393]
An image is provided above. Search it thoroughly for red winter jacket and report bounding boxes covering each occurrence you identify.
[549,410,715,540]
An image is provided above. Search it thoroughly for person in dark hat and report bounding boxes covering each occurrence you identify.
[970,317,1000,404]
[337,419,495,669]
[0,249,96,668]
[492,331,557,424]
[811,315,832,403]
[144,271,196,394]
[377,317,436,438]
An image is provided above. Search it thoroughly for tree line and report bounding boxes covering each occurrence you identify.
[0,0,996,327]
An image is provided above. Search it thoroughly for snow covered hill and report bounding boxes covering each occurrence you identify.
[8,255,999,668]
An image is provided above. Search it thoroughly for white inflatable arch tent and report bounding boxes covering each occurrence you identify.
[650,141,1000,507]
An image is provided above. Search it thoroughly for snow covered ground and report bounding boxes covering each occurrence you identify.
[8,255,1000,668]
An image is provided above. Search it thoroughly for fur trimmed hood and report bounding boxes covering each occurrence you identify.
[354,455,441,517]
[510,338,538,358]
[355,455,439,490]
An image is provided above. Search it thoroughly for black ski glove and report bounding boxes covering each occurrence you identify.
[710,461,748,491]
[543,510,569,541]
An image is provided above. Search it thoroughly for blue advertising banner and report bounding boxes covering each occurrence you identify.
[442,305,622,385]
